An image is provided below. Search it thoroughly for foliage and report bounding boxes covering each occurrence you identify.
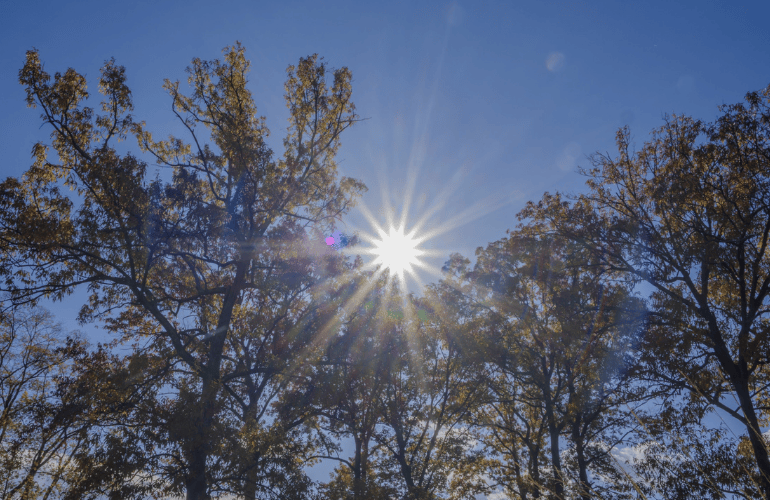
[3,42,770,500]
[0,305,89,499]
[2,42,366,500]
[520,83,770,498]
[432,229,646,499]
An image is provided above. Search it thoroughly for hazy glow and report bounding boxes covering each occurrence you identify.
[546,51,565,71]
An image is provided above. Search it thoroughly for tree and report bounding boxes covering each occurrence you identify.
[312,270,396,500]
[628,405,763,499]
[2,42,366,500]
[0,304,161,500]
[311,267,488,500]
[50,334,180,500]
[371,281,489,500]
[430,254,550,500]
[520,83,770,498]
[0,305,90,499]
[434,228,645,499]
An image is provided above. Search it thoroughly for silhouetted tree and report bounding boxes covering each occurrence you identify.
[521,83,770,498]
[2,42,366,500]
[434,228,645,499]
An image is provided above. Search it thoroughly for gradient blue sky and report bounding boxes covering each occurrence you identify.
[2,0,770,491]
[3,0,769,310]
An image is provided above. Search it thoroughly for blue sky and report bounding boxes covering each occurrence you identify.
[2,0,769,311]
[2,0,770,492]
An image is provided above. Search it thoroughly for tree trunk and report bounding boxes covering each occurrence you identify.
[242,467,257,500]
[571,421,591,500]
[528,442,542,499]
[185,443,209,500]
[184,376,220,500]
[547,421,564,500]
[510,436,528,500]
[241,448,262,500]
[398,454,417,497]
[734,378,770,499]
[542,384,564,499]
[394,446,423,500]
[710,315,770,499]
[353,435,364,500]
[185,263,246,500]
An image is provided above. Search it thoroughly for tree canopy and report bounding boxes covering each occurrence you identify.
[1,42,769,500]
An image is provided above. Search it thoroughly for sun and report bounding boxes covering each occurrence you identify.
[372,225,424,281]
[347,161,513,296]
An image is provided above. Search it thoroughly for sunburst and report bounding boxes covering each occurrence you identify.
[371,225,425,285]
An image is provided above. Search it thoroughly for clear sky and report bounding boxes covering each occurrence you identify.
[3,0,769,308]
[2,0,770,491]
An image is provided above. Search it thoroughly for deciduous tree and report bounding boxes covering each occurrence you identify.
[371,282,489,500]
[435,228,645,499]
[2,42,366,500]
[0,305,90,499]
[521,84,770,498]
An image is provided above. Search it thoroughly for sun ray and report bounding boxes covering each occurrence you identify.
[291,151,517,382]
[282,265,391,377]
